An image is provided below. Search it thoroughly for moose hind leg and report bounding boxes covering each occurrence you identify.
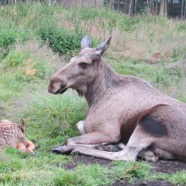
[71,126,155,161]
[70,129,152,161]
[71,143,146,161]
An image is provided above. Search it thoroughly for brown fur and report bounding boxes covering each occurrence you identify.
[49,36,186,162]
[0,119,35,155]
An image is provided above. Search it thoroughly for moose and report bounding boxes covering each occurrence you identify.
[48,36,186,162]
[0,119,35,155]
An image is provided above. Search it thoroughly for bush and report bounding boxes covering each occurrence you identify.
[37,24,84,55]
[0,26,31,49]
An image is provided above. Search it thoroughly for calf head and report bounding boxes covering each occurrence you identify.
[48,36,112,96]
[17,119,26,145]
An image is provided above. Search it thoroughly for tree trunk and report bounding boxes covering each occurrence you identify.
[160,0,167,16]
[160,0,168,17]
[129,0,134,16]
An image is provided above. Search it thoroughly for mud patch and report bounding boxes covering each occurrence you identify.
[64,154,112,170]
[113,180,173,186]
[64,155,186,186]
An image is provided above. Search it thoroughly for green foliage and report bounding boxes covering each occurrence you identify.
[0,149,72,186]
[0,27,30,48]
[0,4,33,49]
[0,3,84,55]
[19,91,86,151]
[177,22,186,32]
[54,170,86,186]
[37,25,84,55]
[179,96,186,103]
[74,164,113,186]
[0,49,53,101]
[157,171,186,185]
[0,159,22,173]
[2,49,53,82]
[112,161,153,182]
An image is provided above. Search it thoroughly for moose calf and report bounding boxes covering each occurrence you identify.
[0,119,35,155]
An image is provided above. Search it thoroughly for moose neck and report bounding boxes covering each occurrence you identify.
[85,58,120,107]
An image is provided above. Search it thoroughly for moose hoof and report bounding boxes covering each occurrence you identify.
[52,145,72,154]
[30,151,36,156]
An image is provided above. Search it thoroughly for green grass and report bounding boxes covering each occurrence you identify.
[19,91,86,151]
[0,3,186,186]
[156,171,186,185]
[0,148,153,186]
[0,49,53,101]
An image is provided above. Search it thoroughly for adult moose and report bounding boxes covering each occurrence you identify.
[48,36,186,162]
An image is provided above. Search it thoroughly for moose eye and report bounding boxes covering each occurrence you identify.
[79,63,88,69]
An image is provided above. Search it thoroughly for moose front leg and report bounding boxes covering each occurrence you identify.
[52,132,120,154]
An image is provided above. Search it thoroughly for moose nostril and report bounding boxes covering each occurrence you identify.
[48,88,51,93]
[48,86,52,93]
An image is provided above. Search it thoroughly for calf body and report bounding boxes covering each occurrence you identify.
[49,36,186,162]
[0,119,35,155]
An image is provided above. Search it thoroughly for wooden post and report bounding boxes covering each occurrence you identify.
[129,0,134,15]
[134,0,137,15]
[155,0,158,15]
[181,0,186,19]
[150,0,155,15]
[147,0,150,14]
[185,0,186,19]
[160,0,168,17]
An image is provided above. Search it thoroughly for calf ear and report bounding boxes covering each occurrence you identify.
[96,36,112,55]
[18,119,25,132]
[81,35,91,49]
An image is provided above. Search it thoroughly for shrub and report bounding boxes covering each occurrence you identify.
[37,24,84,55]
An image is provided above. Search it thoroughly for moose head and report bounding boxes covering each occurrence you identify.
[48,36,112,97]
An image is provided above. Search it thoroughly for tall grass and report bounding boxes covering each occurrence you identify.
[19,91,86,151]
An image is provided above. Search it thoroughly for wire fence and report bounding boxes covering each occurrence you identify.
[0,0,185,19]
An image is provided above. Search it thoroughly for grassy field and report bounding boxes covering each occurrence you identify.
[0,3,186,186]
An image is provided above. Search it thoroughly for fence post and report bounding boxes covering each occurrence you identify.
[160,0,168,17]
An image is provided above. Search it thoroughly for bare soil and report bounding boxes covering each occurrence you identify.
[64,155,186,186]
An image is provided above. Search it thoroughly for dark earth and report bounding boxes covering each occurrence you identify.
[64,155,186,186]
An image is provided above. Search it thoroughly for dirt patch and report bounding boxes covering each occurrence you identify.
[64,154,112,170]
[113,180,173,186]
[64,155,186,186]
[151,160,186,174]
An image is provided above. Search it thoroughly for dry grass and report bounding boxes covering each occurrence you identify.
[15,40,65,69]
[57,11,186,64]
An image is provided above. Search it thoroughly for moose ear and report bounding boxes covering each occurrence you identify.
[18,119,25,132]
[81,35,91,49]
[96,36,112,55]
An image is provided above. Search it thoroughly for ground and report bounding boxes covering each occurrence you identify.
[65,155,186,186]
